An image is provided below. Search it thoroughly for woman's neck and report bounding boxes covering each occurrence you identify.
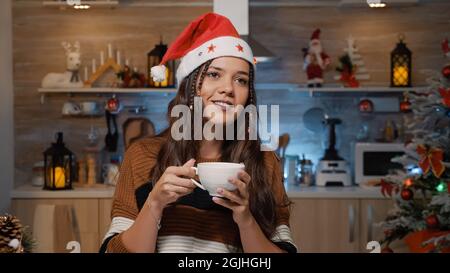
[199,140,222,160]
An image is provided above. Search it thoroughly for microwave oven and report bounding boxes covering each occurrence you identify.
[354,142,405,185]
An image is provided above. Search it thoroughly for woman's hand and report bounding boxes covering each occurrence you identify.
[147,159,196,213]
[212,170,254,227]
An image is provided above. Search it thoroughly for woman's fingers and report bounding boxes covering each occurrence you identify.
[212,196,234,210]
[229,178,249,199]
[165,159,196,178]
[237,171,251,184]
[217,188,246,206]
[163,184,193,195]
[165,174,195,189]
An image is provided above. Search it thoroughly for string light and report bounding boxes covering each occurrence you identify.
[435,181,446,192]
[74,4,90,10]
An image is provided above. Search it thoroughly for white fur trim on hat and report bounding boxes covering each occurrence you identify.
[176,36,254,86]
[150,64,167,82]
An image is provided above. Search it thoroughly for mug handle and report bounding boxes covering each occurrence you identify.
[190,167,205,190]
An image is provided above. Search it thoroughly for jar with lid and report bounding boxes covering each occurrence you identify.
[32,161,45,187]
[299,154,314,186]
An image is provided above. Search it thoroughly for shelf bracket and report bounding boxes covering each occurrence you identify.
[40,94,46,104]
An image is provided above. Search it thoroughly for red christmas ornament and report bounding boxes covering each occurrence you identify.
[400,98,412,113]
[401,188,413,200]
[439,87,450,108]
[426,215,439,229]
[106,96,122,114]
[359,99,373,113]
[442,64,450,79]
[381,247,394,253]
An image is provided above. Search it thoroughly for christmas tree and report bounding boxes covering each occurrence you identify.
[334,35,370,86]
[379,39,450,253]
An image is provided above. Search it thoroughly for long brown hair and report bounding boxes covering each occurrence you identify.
[149,59,279,239]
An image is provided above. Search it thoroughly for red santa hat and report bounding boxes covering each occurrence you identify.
[310,29,321,43]
[151,13,255,86]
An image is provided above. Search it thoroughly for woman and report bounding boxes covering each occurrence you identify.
[101,13,296,253]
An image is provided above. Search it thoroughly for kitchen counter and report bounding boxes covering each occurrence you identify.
[11,183,116,199]
[12,183,386,199]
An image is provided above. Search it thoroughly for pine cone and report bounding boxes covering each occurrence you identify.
[0,214,23,253]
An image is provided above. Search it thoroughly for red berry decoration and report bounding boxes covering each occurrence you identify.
[401,188,413,200]
[442,64,450,79]
[381,247,394,253]
[426,215,439,229]
[359,99,373,113]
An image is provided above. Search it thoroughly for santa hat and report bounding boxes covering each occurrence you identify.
[150,13,255,86]
[310,29,321,42]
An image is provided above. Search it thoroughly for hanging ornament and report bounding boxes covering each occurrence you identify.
[106,95,122,114]
[425,214,439,229]
[438,87,450,108]
[416,145,445,178]
[359,99,373,113]
[401,188,413,200]
[442,64,450,79]
[400,96,412,113]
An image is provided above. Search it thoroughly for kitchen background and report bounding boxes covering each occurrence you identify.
[12,0,450,186]
[1,0,449,253]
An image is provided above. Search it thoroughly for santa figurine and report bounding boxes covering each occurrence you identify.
[303,29,331,87]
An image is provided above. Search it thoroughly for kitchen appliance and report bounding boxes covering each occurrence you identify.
[355,142,405,185]
[316,117,352,186]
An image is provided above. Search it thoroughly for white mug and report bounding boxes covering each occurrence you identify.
[190,162,245,197]
[80,101,98,115]
[62,101,81,115]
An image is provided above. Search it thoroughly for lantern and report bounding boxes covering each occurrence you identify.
[147,38,175,88]
[391,35,412,87]
[43,132,74,190]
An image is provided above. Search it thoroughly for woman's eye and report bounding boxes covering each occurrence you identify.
[207,72,219,78]
[236,78,248,86]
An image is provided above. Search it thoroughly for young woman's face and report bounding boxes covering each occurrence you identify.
[198,57,250,124]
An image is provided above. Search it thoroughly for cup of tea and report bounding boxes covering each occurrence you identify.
[190,162,245,197]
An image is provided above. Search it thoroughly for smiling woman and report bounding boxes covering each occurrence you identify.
[100,12,296,254]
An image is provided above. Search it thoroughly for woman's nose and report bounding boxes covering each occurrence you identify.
[218,79,234,96]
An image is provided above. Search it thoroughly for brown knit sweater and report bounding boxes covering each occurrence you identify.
[103,136,295,253]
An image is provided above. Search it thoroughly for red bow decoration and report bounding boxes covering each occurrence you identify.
[438,87,450,108]
[416,144,445,178]
[340,71,360,87]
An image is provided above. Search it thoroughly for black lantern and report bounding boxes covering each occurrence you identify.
[391,34,412,87]
[147,38,175,88]
[43,132,74,190]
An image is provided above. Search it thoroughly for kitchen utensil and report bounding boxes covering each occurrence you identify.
[104,110,118,152]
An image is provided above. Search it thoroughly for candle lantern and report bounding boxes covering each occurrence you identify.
[147,38,175,88]
[43,132,74,190]
[391,34,412,87]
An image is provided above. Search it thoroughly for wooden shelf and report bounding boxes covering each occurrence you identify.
[254,83,427,97]
[38,87,177,94]
[38,85,427,103]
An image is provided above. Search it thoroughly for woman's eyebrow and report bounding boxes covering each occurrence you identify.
[208,66,249,76]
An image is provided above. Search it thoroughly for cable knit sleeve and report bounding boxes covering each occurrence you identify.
[100,137,163,253]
